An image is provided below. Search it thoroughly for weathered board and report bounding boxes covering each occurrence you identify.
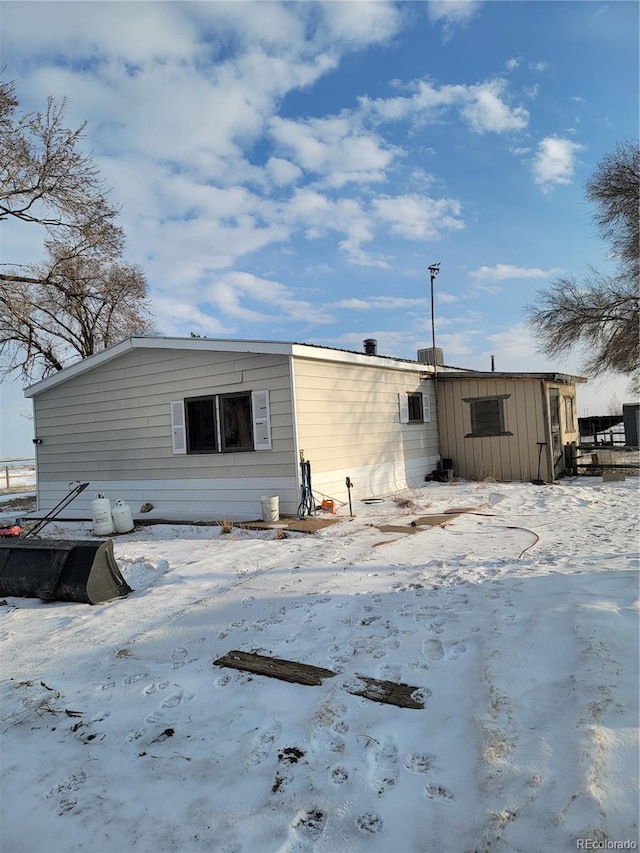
[346,675,425,709]
[213,650,336,686]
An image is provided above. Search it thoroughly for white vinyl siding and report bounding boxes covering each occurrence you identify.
[31,347,298,519]
[294,358,438,500]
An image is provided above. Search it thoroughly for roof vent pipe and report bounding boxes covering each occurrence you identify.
[364,338,377,356]
[491,354,495,372]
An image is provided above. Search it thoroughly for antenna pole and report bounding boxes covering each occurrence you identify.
[428,263,440,380]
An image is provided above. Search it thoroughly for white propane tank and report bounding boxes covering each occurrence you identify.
[112,499,134,534]
[92,494,114,536]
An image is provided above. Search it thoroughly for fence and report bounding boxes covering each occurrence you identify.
[0,458,36,490]
[564,443,640,476]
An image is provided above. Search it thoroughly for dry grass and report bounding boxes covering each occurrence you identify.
[220,520,233,534]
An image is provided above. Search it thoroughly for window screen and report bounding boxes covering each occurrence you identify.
[220,393,253,451]
[185,397,217,453]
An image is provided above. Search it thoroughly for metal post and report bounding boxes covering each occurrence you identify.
[428,263,440,381]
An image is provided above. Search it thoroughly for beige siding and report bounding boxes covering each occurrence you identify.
[438,378,580,482]
[33,348,298,518]
[437,378,549,481]
[292,356,439,500]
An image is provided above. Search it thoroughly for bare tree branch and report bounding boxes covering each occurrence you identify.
[0,76,156,383]
[528,141,640,393]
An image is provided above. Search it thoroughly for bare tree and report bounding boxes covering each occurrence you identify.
[0,250,154,380]
[527,141,640,392]
[0,77,154,381]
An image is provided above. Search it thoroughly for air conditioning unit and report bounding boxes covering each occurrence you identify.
[417,347,444,366]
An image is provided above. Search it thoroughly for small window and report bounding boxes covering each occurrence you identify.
[407,393,423,423]
[220,392,253,451]
[565,396,575,431]
[465,395,512,438]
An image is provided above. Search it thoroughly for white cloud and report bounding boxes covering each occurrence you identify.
[265,158,303,187]
[333,296,428,311]
[203,272,333,325]
[470,264,562,282]
[269,115,396,187]
[506,57,521,71]
[529,62,549,73]
[372,195,464,240]
[533,137,584,190]
[361,77,528,134]
[319,1,405,47]
[152,297,233,338]
[428,1,483,32]
[461,79,529,133]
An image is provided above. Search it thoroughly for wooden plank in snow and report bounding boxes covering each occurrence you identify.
[213,650,336,686]
[346,675,425,709]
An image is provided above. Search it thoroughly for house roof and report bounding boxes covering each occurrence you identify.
[23,335,587,398]
[436,370,588,383]
[23,335,437,397]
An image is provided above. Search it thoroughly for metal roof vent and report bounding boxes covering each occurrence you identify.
[417,347,443,366]
[363,338,377,356]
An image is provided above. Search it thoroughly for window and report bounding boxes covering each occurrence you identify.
[399,392,431,424]
[407,393,423,423]
[464,394,512,438]
[171,390,271,455]
[186,397,218,453]
[220,393,253,451]
[564,396,575,431]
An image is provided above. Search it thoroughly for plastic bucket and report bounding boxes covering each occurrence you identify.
[260,496,279,523]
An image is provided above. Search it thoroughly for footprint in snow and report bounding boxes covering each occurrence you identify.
[292,809,326,841]
[370,737,399,796]
[356,813,384,834]
[422,638,445,661]
[247,720,282,766]
[330,766,349,784]
[170,648,188,669]
[425,784,455,802]
[405,752,437,773]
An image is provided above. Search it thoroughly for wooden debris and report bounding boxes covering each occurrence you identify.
[213,650,336,686]
[375,524,421,534]
[414,514,461,526]
[346,675,425,709]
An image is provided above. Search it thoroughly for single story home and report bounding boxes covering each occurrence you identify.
[24,337,439,521]
[23,337,586,521]
[436,370,586,482]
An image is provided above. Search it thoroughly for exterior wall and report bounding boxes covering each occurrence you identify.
[292,356,439,502]
[544,381,581,477]
[437,378,580,482]
[437,378,548,481]
[32,347,298,520]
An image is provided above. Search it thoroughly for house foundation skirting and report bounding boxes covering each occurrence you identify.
[34,477,300,523]
[308,455,441,505]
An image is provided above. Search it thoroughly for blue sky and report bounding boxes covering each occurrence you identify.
[1,0,638,457]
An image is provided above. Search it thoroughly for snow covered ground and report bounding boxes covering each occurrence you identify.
[1,478,638,853]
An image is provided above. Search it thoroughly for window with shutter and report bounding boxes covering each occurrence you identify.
[171,390,271,454]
